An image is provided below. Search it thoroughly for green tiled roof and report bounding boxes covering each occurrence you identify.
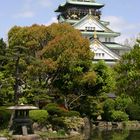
[104,43,130,50]
[56,0,104,12]
[101,20,110,26]
[82,31,120,37]
[66,0,104,7]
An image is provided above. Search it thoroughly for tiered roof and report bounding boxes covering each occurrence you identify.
[73,14,120,37]
[55,0,130,65]
[55,0,104,12]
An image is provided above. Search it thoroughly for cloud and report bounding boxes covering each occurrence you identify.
[102,16,140,43]
[13,11,35,18]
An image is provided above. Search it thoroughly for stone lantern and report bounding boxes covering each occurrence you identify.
[7,104,38,136]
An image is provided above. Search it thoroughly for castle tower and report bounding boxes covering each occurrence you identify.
[55,0,130,65]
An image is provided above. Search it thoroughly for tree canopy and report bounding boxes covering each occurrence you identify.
[0,23,116,117]
[115,39,140,104]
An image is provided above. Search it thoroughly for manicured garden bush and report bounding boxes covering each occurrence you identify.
[63,111,80,117]
[111,111,129,122]
[44,103,67,117]
[126,103,140,121]
[29,110,48,124]
[51,116,84,131]
[51,117,66,127]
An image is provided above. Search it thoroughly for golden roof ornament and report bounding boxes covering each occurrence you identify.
[89,9,92,15]
[93,27,97,39]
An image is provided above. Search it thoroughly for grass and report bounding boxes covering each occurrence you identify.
[37,129,66,138]
[0,129,9,137]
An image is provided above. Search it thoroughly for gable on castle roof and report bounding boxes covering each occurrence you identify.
[90,39,120,60]
[73,14,114,33]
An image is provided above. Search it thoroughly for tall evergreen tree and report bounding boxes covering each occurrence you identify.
[115,39,140,105]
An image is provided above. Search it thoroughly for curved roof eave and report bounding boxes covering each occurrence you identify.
[82,31,120,37]
[55,1,104,12]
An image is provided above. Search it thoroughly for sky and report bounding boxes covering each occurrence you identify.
[0,0,140,43]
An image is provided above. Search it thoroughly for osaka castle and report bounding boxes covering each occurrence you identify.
[55,0,130,65]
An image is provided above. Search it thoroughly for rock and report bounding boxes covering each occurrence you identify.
[117,122,123,129]
[12,134,42,140]
[107,122,112,127]
[53,131,57,133]
[41,126,47,132]
[97,115,102,121]
[33,123,40,131]
[0,137,7,140]
[69,129,80,136]
[83,117,91,140]
[48,127,53,132]
[98,121,107,127]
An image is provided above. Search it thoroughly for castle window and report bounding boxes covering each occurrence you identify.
[85,26,95,31]
[96,53,104,57]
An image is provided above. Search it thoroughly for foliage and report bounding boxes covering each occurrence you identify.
[104,98,115,111]
[51,117,66,127]
[62,117,84,130]
[7,23,94,109]
[0,38,6,67]
[126,103,140,121]
[44,103,67,117]
[114,95,132,112]
[63,111,80,117]
[102,98,115,121]
[115,40,140,105]
[80,96,104,120]
[0,106,11,128]
[7,25,53,105]
[18,97,28,104]
[52,116,84,131]
[111,110,129,122]
[0,129,10,137]
[80,71,96,95]
[102,96,131,121]
[93,60,116,95]
[39,23,92,92]
[29,110,48,124]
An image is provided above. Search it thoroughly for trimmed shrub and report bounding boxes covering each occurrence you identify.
[29,110,48,124]
[44,103,67,117]
[44,103,58,108]
[51,116,84,131]
[63,111,80,117]
[51,117,66,127]
[126,103,140,121]
[111,111,129,122]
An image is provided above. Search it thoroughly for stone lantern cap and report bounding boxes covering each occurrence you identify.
[7,105,38,110]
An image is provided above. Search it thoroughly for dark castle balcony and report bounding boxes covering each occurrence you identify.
[58,9,101,20]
